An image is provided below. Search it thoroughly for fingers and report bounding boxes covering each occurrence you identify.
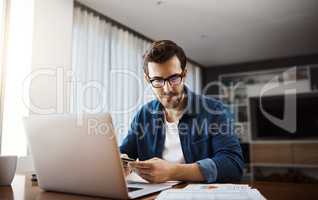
[135,167,153,175]
[138,170,154,177]
[138,173,164,183]
[138,173,155,183]
[123,165,132,177]
[129,157,159,168]
[129,161,153,169]
[123,163,131,170]
[130,163,154,179]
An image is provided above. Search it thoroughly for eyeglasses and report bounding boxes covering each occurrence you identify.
[148,72,185,88]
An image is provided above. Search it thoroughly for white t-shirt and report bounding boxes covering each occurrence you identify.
[162,120,185,163]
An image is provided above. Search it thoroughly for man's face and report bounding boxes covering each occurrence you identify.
[145,56,187,109]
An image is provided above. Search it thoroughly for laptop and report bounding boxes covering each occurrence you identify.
[24,113,178,199]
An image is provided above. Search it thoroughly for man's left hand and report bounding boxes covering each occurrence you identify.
[129,157,176,183]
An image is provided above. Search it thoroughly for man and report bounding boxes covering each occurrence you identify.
[120,40,244,183]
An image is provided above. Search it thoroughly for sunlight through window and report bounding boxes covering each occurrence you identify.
[1,0,33,156]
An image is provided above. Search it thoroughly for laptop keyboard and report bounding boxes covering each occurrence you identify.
[128,187,143,192]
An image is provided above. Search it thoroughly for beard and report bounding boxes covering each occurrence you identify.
[158,91,183,109]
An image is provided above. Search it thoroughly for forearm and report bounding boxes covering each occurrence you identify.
[170,163,205,182]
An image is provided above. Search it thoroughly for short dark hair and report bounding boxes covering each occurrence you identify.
[143,40,187,74]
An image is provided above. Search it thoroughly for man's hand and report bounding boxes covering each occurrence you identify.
[123,162,132,177]
[121,154,132,177]
[129,157,176,183]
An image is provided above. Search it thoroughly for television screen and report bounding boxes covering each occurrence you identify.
[249,92,318,140]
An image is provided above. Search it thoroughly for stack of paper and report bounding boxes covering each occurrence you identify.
[156,184,266,200]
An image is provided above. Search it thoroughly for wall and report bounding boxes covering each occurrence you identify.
[202,54,318,94]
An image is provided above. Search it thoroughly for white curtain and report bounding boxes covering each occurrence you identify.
[186,62,202,94]
[72,6,202,141]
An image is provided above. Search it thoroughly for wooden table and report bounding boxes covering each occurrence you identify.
[1,174,318,200]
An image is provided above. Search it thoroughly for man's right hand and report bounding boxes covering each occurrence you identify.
[121,154,132,177]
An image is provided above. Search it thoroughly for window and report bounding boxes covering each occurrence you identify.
[0,0,7,155]
[0,0,33,156]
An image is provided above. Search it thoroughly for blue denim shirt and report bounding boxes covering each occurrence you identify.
[120,86,244,183]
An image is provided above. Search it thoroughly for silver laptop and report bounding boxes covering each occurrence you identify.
[24,113,177,199]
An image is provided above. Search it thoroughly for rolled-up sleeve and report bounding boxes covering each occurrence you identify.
[196,158,218,183]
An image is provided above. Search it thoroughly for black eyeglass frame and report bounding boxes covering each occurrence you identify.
[147,71,186,88]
